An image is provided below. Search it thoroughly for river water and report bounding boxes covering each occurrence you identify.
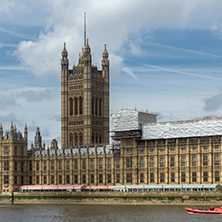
[0,205,222,222]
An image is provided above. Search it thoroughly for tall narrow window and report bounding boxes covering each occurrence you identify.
[4,175,9,184]
[171,172,175,182]
[59,175,62,184]
[99,134,102,144]
[160,173,165,182]
[92,97,94,115]
[74,133,78,146]
[215,154,220,165]
[74,175,78,183]
[44,176,47,184]
[51,161,54,171]
[14,146,17,156]
[43,161,47,171]
[215,171,220,182]
[99,159,103,169]
[126,158,132,168]
[14,162,17,171]
[181,156,186,167]
[90,174,94,183]
[99,98,102,116]
[66,161,70,170]
[116,174,120,183]
[140,173,144,183]
[70,133,73,147]
[99,174,103,183]
[82,160,86,170]
[160,157,165,167]
[21,162,24,171]
[28,161,32,171]
[140,157,144,168]
[192,156,197,166]
[59,161,62,170]
[4,161,9,171]
[107,158,111,169]
[90,160,94,170]
[36,176,39,184]
[51,175,54,184]
[192,172,197,182]
[181,172,186,182]
[126,173,132,183]
[79,97,83,115]
[74,97,78,115]
[150,173,154,183]
[170,156,175,167]
[36,161,39,171]
[150,157,154,168]
[79,133,83,145]
[70,98,73,116]
[115,157,120,169]
[95,133,98,144]
[107,174,112,183]
[92,133,94,144]
[74,160,78,170]
[4,146,8,155]
[66,175,70,184]
[95,98,98,115]
[203,155,208,166]
[203,172,208,182]
[21,147,24,156]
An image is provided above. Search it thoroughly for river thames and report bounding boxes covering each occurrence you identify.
[0,205,222,222]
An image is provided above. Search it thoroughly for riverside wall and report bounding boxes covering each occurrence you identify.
[0,191,222,205]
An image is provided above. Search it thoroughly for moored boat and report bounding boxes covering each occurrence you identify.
[185,207,222,214]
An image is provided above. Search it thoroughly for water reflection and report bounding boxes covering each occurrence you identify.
[0,205,221,222]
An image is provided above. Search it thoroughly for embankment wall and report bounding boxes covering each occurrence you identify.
[2,191,222,205]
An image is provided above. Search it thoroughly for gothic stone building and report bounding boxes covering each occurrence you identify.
[61,39,109,149]
[1,39,222,193]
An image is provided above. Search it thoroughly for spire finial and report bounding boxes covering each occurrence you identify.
[84,12,86,47]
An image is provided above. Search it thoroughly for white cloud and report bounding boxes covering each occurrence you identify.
[12,0,222,79]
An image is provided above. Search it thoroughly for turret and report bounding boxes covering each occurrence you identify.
[10,121,14,140]
[61,42,69,71]
[102,43,109,79]
[34,127,42,148]
[24,123,28,141]
[83,38,91,66]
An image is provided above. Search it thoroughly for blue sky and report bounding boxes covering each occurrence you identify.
[1,0,222,147]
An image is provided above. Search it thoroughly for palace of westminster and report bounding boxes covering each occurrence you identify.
[1,24,222,193]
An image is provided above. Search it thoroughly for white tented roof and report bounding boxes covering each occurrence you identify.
[142,116,222,140]
[112,109,157,132]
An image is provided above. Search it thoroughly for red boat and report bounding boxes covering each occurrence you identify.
[185,207,222,214]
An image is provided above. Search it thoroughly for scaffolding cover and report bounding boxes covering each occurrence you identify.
[112,109,157,132]
[142,116,222,140]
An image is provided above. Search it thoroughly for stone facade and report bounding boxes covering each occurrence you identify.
[61,39,109,149]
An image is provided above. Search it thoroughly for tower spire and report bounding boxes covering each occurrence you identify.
[84,12,86,47]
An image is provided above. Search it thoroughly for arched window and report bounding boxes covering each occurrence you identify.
[95,133,98,144]
[70,133,73,147]
[99,133,102,144]
[70,98,73,116]
[74,97,78,115]
[92,97,94,115]
[79,133,83,145]
[74,133,78,146]
[95,98,98,116]
[99,98,102,116]
[79,97,83,115]
[92,132,94,144]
